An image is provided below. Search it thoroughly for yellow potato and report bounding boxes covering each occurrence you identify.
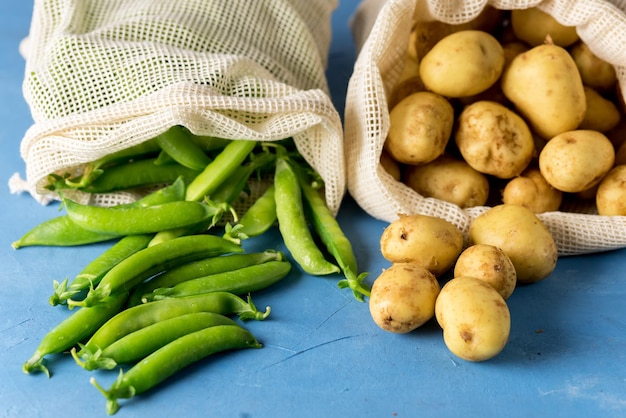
[570,42,617,90]
[388,57,424,109]
[469,204,558,283]
[596,165,626,216]
[379,150,402,182]
[579,87,621,133]
[455,101,535,178]
[454,244,516,300]
[380,213,464,276]
[539,130,615,193]
[511,8,579,47]
[403,154,489,208]
[420,30,504,98]
[501,167,562,213]
[369,263,440,333]
[435,276,510,362]
[385,91,454,165]
[501,43,586,139]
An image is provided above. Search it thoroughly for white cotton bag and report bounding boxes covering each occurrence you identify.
[345,0,626,255]
[14,0,345,212]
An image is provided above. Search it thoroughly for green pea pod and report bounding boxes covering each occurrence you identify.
[294,166,371,301]
[128,250,283,306]
[76,291,269,357]
[68,235,243,308]
[154,126,212,171]
[237,184,277,238]
[82,158,200,193]
[144,260,291,302]
[274,158,340,276]
[185,139,257,202]
[64,200,218,235]
[22,292,128,377]
[72,312,238,371]
[50,234,153,306]
[91,324,262,415]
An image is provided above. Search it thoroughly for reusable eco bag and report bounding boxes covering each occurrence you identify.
[345,0,626,255]
[12,0,345,212]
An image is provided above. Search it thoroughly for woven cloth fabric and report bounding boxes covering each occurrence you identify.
[14,0,345,212]
[346,0,626,255]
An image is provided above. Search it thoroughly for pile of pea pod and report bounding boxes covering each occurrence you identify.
[14,126,370,415]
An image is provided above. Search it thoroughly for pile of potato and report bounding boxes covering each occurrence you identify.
[369,204,557,361]
[381,6,626,216]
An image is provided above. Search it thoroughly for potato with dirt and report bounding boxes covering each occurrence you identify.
[455,100,535,179]
[539,129,615,193]
[469,204,558,283]
[380,213,464,276]
[501,43,586,139]
[385,91,454,165]
[369,263,440,333]
[420,30,504,98]
[435,276,511,362]
[453,244,517,300]
[501,167,562,213]
[596,165,626,216]
[403,154,489,208]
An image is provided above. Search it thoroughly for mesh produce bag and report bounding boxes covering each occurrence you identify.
[345,0,626,255]
[11,0,345,212]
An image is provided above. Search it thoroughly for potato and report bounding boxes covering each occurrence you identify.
[501,43,586,139]
[570,42,617,90]
[403,154,489,208]
[369,263,440,333]
[379,149,402,182]
[539,130,615,193]
[578,87,621,133]
[596,165,626,216]
[435,276,510,361]
[511,8,579,47]
[455,101,535,178]
[380,213,464,276]
[388,57,424,109]
[453,244,516,300]
[501,167,562,213]
[469,204,558,283]
[385,91,454,165]
[420,30,504,98]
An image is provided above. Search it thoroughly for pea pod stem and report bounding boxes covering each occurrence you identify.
[143,260,291,302]
[72,312,239,371]
[294,166,371,301]
[22,292,128,377]
[50,234,153,306]
[90,324,262,415]
[77,292,269,358]
[154,126,212,171]
[68,235,243,308]
[274,157,340,276]
[128,250,283,306]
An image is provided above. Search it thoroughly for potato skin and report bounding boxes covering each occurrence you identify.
[579,86,621,133]
[385,91,454,165]
[403,155,489,208]
[502,167,562,213]
[455,100,535,178]
[469,204,558,283]
[511,8,579,47]
[501,43,586,139]
[453,244,516,300]
[420,30,504,98]
[570,42,617,90]
[369,263,440,333]
[596,165,626,216]
[538,130,615,193]
[380,213,464,276]
[435,276,510,362]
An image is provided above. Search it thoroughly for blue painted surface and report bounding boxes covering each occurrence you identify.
[1,2,625,418]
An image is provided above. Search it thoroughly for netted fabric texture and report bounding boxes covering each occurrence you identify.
[345,0,626,255]
[17,0,345,212]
